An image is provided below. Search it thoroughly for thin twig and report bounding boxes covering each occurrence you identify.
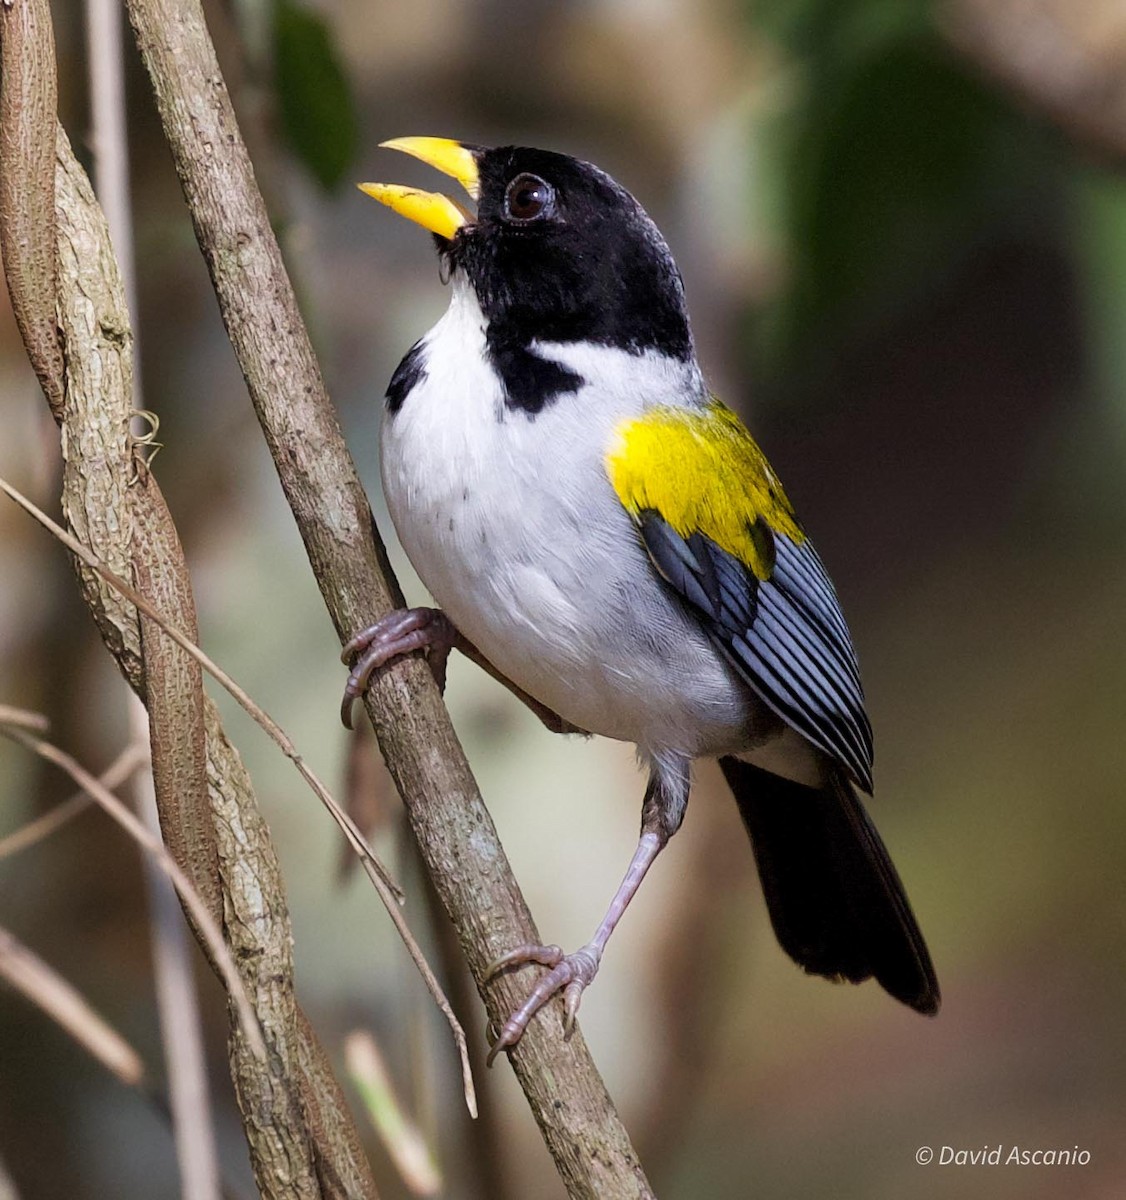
[1,5,372,1185]
[87,0,219,1183]
[345,1030,442,1197]
[0,705,50,734]
[0,473,401,899]
[0,739,147,860]
[0,471,477,1114]
[415,853,514,1200]
[134,697,222,1200]
[0,921,145,1086]
[0,713,267,1060]
[0,922,255,1200]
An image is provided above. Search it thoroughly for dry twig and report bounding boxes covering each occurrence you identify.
[345,1031,442,1197]
[0,713,266,1059]
[0,7,376,1189]
[0,471,476,1117]
[0,738,147,860]
[0,473,401,900]
[0,921,144,1087]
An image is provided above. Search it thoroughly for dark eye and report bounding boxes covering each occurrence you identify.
[505,174,554,222]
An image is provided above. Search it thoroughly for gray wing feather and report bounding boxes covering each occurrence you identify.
[637,511,874,791]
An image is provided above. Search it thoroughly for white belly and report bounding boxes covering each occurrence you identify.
[378,282,814,775]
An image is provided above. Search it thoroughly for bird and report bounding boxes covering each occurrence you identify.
[343,136,940,1062]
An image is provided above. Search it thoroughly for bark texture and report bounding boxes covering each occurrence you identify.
[1,6,378,1193]
[121,0,654,1191]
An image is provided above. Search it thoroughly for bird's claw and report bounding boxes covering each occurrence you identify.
[484,942,602,1066]
[484,942,564,980]
[339,607,455,727]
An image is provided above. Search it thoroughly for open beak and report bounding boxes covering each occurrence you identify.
[358,137,480,241]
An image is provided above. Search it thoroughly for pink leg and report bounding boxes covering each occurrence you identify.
[339,607,455,728]
[484,830,665,1065]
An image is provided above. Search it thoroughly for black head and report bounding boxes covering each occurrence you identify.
[445,146,694,362]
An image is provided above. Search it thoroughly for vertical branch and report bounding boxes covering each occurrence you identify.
[120,0,654,1194]
[137,747,223,1200]
[1,5,380,1196]
[0,0,65,420]
[84,0,219,1189]
[53,128,324,1200]
[84,0,142,391]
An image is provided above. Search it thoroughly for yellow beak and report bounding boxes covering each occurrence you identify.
[358,137,480,241]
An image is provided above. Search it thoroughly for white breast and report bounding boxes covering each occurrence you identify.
[379,278,795,765]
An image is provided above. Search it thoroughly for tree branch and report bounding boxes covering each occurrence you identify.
[120,0,654,1192]
[0,0,65,420]
[52,127,332,1197]
[0,5,379,1193]
[0,919,144,1088]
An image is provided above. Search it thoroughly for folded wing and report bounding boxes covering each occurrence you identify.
[608,400,873,791]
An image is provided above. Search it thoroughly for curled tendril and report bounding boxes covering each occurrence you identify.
[128,409,164,483]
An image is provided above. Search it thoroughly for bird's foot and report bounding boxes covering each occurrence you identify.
[483,941,602,1065]
[340,607,455,727]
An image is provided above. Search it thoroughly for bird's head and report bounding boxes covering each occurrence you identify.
[360,137,693,361]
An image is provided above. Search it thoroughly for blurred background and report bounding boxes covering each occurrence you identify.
[3,0,1126,1196]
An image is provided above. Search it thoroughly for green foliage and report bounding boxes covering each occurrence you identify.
[790,44,1037,322]
[272,0,358,191]
[746,0,1064,385]
[746,0,927,58]
[1075,170,1126,430]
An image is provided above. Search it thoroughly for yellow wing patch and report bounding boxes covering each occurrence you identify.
[605,400,804,581]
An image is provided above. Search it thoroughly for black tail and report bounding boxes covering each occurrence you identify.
[719,756,940,1015]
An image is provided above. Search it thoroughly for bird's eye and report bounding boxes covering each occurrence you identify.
[504,174,554,222]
